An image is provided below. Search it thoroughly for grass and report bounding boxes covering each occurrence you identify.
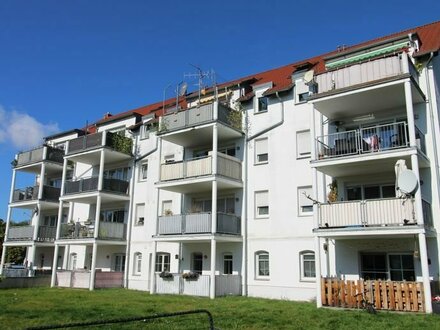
[0,288,439,329]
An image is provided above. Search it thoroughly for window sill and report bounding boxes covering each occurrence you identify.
[134,224,145,227]
[296,155,311,160]
[255,277,270,281]
[132,274,142,277]
[255,216,269,220]
[300,277,316,283]
[254,110,268,115]
[254,161,269,166]
[297,213,313,218]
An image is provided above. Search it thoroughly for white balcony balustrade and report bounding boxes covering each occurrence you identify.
[318,197,418,229]
[7,225,34,241]
[158,212,241,236]
[314,53,418,95]
[59,221,126,240]
[160,153,242,182]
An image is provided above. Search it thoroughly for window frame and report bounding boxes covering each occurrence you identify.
[298,186,313,216]
[139,161,148,181]
[256,96,268,113]
[255,190,269,219]
[140,125,150,140]
[133,252,142,275]
[135,203,145,226]
[300,250,316,282]
[192,252,203,275]
[155,252,171,272]
[223,253,233,275]
[296,130,311,159]
[255,251,270,279]
[254,138,269,165]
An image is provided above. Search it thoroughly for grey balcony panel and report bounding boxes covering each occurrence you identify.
[185,213,211,233]
[7,225,34,241]
[11,185,60,202]
[60,223,94,239]
[158,215,183,235]
[98,222,126,240]
[37,226,56,241]
[217,213,241,235]
[102,178,129,194]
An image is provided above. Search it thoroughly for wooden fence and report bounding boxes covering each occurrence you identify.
[321,278,425,312]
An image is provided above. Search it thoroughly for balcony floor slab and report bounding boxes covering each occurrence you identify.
[313,224,426,239]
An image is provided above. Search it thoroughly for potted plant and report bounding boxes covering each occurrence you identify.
[182,271,199,280]
[159,271,173,279]
[327,180,338,203]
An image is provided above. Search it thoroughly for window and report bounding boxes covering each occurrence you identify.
[192,252,203,274]
[155,253,170,272]
[43,215,57,227]
[298,186,313,216]
[191,197,235,214]
[49,178,62,188]
[294,78,309,104]
[69,253,77,270]
[139,162,148,181]
[113,254,126,272]
[223,254,233,275]
[100,209,125,223]
[135,204,145,226]
[193,145,236,158]
[255,138,268,164]
[361,254,387,280]
[103,167,129,181]
[256,251,270,278]
[296,130,311,158]
[133,252,142,275]
[300,251,316,281]
[140,125,150,140]
[346,184,395,201]
[164,154,175,163]
[255,191,269,218]
[389,254,415,281]
[257,97,268,113]
[161,200,173,216]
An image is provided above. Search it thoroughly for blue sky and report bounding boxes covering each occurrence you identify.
[0,0,439,220]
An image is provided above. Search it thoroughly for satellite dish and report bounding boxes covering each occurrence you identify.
[179,82,188,96]
[397,169,418,195]
[303,70,315,84]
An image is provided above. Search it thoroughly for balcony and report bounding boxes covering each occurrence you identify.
[64,177,129,195]
[316,122,426,160]
[59,222,127,240]
[158,212,241,236]
[14,146,64,168]
[7,225,34,241]
[160,153,242,183]
[11,185,61,203]
[316,197,422,234]
[313,53,418,97]
[155,274,242,297]
[159,102,242,134]
[66,131,133,156]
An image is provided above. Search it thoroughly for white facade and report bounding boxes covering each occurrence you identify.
[1,24,440,313]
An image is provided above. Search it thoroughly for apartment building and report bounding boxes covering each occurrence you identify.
[1,21,440,313]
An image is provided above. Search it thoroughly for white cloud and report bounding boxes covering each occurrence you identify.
[0,105,60,150]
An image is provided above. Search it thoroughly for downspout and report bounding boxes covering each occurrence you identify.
[246,91,285,142]
[124,130,138,288]
[242,91,285,296]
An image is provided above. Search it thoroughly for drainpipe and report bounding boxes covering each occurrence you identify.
[124,130,138,288]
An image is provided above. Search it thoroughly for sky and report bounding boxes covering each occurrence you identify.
[0,0,439,220]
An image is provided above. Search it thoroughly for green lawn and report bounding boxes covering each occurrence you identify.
[0,288,439,329]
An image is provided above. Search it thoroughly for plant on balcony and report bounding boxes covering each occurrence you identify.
[109,133,133,154]
[182,271,199,280]
[159,271,173,279]
[158,121,168,132]
[164,209,173,216]
[327,180,338,203]
[227,103,244,131]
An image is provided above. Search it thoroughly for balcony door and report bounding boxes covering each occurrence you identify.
[192,252,203,274]
[113,254,126,272]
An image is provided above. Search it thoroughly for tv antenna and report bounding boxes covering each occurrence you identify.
[184,65,216,103]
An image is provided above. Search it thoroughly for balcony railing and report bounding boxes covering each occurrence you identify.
[7,225,34,241]
[11,185,61,202]
[155,274,241,297]
[64,177,129,195]
[318,197,416,229]
[422,199,433,228]
[159,102,242,133]
[314,53,418,95]
[315,122,423,159]
[59,222,126,240]
[160,153,242,182]
[158,212,241,235]
[37,226,56,241]
[15,146,64,167]
[67,131,132,155]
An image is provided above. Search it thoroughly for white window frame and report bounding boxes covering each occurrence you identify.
[298,186,313,216]
[161,200,173,216]
[139,161,148,181]
[296,130,311,158]
[135,203,145,226]
[133,252,142,275]
[255,190,269,219]
[140,125,150,140]
[255,251,270,279]
[223,253,233,275]
[113,254,126,272]
[300,250,316,281]
[255,138,268,164]
[155,252,170,272]
[256,96,268,113]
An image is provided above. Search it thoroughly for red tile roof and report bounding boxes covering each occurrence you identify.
[86,20,440,127]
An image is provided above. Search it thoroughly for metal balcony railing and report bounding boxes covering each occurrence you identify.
[11,185,61,202]
[15,146,64,167]
[59,222,126,240]
[7,225,34,241]
[158,212,241,235]
[64,177,129,195]
[67,131,132,155]
[318,197,416,229]
[315,122,423,159]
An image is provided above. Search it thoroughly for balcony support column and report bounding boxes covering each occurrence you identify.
[211,181,217,234]
[0,246,6,275]
[210,238,216,299]
[404,80,417,147]
[98,150,105,191]
[33,210,40,241]
[150,241,157,293]
[55,201,64,240]
[94,195,102,239]
[315,236,323,308]
[60,158,68,197]
[212,123,218,174]
[418,232,432,313]
[89,242,98,291]
[38,162,46,199]
[29,245,37,273]
[50,244,60,287]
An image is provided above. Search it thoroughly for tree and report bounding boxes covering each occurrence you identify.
[0,219,26,265]
[0,219,4,258]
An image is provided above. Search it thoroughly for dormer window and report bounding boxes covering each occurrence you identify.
[257,97,268,113]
